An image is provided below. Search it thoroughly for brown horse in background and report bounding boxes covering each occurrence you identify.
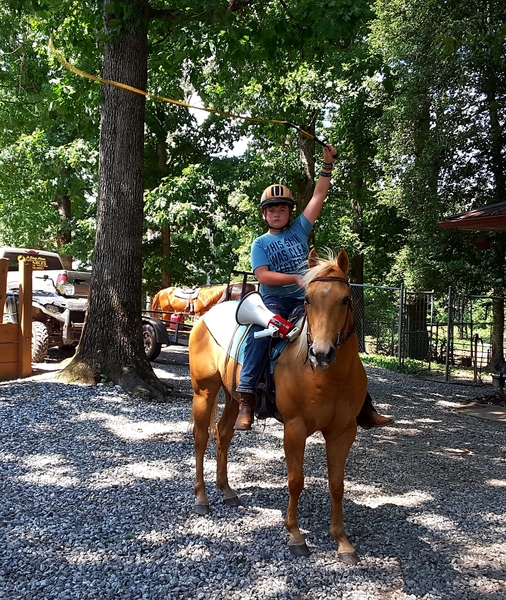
[151,282,256,319]
[189,249,367,563]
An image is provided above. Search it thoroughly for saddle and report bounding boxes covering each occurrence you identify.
[202,300,304,423]
[173,286,200,300]
[255,358,283,422]
[254,304,305,423]
[173,286,200,313]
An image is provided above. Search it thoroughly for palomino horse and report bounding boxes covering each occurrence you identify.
[151,282,255,319]
[189,249,367,564]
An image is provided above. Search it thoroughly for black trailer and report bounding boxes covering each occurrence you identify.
[142,313,193,361]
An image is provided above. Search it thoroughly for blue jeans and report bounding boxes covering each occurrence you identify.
[236,295,303,394]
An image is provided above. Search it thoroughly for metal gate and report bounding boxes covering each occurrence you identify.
[351,283,504,384]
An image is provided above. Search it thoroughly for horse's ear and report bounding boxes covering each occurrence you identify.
[337,249,349,275]
[308,248,319,268]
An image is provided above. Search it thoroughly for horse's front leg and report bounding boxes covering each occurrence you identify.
[323,425,359,565]
[283,418,310,557]
[216,389,242,507]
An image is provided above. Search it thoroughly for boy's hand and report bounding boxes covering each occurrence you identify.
[324,144,336,161]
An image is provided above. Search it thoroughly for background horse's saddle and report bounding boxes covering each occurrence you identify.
[174,286,200,300]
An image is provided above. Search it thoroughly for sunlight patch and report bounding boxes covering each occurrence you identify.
[254,447,284,461]
[88,460,175,487]
[486,478,506,488]
[17,453,79,487]
[74,411,186,440]
[152,366,188,382]
[349,484,433,507]
[441,446,474,455]
[409,513,457,531]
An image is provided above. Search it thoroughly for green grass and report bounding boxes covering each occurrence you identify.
[360,352,484,384]
[359,353,432,376]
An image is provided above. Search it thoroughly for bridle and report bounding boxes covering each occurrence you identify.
[304,275,355,356]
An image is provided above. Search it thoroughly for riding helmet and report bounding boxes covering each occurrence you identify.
[260,184,295,209]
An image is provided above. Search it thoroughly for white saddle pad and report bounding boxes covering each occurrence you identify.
[202,300,241,351]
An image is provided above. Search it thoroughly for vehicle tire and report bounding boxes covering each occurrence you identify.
[143,322,162,361]
[32,321,49,363]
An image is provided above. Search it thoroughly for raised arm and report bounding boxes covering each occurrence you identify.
[302,144,336,225]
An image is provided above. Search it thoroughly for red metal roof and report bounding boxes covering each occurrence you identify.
[438,201,506,231]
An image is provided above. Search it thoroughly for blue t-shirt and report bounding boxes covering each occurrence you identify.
[251,214,312,299]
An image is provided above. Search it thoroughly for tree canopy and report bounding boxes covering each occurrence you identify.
[1,0,505,389]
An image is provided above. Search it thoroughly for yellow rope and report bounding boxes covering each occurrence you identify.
[48,38,320,141]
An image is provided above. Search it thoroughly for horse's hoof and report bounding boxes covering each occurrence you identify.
[288,543,311,558]
[338,551,359,565]
[193,503,210,516]
[223,496,242,507]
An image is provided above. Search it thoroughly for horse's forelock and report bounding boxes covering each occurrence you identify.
[302,252,343,289]
[295,252,349,357]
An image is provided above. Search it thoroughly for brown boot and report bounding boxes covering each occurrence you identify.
[356,393,393,429]
[234,392,256,430]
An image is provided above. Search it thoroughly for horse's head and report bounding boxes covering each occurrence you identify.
[302,249,353,370]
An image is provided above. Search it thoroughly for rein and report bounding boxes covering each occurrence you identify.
[304,275,355,356]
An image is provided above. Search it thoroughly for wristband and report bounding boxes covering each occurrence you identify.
[320,171,332,177]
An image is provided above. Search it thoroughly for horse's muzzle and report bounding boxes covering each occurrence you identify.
[308,346,337,370]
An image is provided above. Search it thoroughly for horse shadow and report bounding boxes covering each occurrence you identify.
[200,407,505,598]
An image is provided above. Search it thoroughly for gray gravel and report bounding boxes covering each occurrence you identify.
[1,347,505,600]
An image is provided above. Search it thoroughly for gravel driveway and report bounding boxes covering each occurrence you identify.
[1,346,505,600]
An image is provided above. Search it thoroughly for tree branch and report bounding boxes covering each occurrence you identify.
[148,7,180,21]
[227,0,255,13]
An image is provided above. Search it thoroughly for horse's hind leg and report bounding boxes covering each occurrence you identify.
[192,381,221,515]
[324,426,359,565]
[216,388,241,507]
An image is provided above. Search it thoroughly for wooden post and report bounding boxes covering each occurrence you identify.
[0,257,18,381]
[0,258,7,323]
[18,260,32,377]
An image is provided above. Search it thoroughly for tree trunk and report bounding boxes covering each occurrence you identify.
[55,191,72,269]
[481,57,505,205]
[295,122,316,212]
[156,133,171,289]
[348,173,365,350]
[481,61,505,370]
[488,231,505,371]
[58,0,169,400]
[348,172,364,284]
[161,224,171,288]
[294,118,316,246]
[490,292,504,370]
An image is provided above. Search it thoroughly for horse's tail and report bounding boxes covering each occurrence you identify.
[151,292,161,311]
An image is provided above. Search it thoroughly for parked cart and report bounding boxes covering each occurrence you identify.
[142,312,194,361]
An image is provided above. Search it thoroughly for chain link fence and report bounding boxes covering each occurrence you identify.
[351,283,504,385]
